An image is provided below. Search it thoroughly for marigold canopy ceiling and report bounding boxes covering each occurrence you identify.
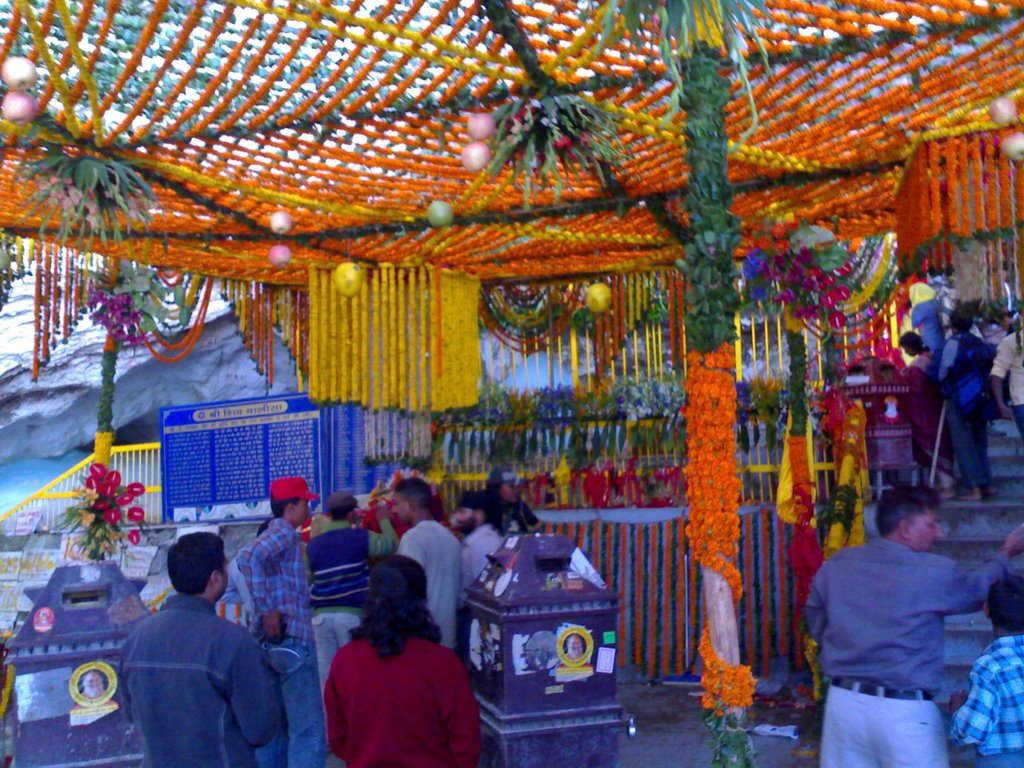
[1,0,1022,285]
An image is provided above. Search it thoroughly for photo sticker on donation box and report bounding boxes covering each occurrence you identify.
[555,624,595,682]
[469,618,502,672]
[512,630,559,676]
[68,661,119,727]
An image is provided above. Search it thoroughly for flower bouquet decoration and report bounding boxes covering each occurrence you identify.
[23,145,156,249]
[488,93,620,204]
[64,462,146,561]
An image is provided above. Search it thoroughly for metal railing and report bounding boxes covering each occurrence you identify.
[0,443,163,533]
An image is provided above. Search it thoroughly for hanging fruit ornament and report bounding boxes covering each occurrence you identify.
[586,283,612,313]
[1,57,38,91]
[989,97,1018,127]
[268,244,292,267]
[2,90,37,125]
[0,251,10,270]
[427,200,454,227]
[332,262,364,297]
[1002,132,1024,162]
[269,210,294,235]
[467,113,496,141]
[460,141,491,173]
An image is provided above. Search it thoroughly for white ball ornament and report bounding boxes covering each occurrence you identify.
[269,210,293,235]
[467,113,496,141]
[268,244,292,267]
[332,263,364,297]
[989,97,1018,127]
[1002,132,1024,162]
[1,90,37,125]
[586,283,612,314]
[460,141,491,173]
[427,200,454,227]
[1,57,38,91]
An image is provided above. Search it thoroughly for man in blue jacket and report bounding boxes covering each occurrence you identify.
[120,532,279,768]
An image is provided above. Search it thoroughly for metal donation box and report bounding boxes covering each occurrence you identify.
[842,357,914,471]
[10,562,147,768]
[466,533,621,768]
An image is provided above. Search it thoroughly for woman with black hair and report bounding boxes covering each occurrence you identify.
[323,556,481,768]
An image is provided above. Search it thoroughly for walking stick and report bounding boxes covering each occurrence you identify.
[930,401,947,488]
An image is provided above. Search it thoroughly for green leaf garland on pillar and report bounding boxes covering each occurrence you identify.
[679,45,740,354]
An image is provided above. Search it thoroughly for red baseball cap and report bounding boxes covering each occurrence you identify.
[270,476,319,502]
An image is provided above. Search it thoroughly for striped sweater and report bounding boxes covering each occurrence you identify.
[306,518,397,614]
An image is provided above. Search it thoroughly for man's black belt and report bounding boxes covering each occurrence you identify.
[831,677,933,701]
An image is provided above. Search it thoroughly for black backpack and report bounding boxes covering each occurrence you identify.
[941,333,996,417]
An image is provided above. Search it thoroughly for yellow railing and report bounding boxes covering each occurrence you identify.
[0,443,163,532]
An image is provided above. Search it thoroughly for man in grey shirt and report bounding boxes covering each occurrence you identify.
[806,485,1024,768]
[394,476,462,649]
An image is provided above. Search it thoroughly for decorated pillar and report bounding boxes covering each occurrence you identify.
[677,44,756,765]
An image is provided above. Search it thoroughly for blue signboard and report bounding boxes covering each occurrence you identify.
[160,394,323,522]
[160,395,404,522]
[323,405,403,498]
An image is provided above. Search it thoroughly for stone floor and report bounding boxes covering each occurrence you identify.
[617,682,818,767]
[616,682,977,767]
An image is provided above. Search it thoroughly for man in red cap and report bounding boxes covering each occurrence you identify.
[237,476,326,768]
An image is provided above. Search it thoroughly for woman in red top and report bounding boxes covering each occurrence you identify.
[323,556,481,768]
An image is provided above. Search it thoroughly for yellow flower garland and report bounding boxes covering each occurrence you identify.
[308,264,480,411]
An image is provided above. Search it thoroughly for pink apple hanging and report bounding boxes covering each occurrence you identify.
[989,97,1018,127]
[467,113,496,141]
[268,244,292,267]
[1002,132,1024,162]
[269,210,293,235]
[2,90,37,125]
[1,56,38,91]
[461,141,491,172]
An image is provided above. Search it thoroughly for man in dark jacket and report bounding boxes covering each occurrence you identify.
[120,532,279,768]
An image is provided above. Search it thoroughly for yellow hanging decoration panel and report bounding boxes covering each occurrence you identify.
[307,265,481,412]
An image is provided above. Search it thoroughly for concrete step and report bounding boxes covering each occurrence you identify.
[987,436,1023,459]
[938,501,1024,538]
[933,536,1014,567]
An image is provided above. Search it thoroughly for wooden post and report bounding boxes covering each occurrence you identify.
[702,565,740,667]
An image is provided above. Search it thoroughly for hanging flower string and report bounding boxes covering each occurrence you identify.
[64,462,146,561]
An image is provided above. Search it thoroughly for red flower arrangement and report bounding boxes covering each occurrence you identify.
[65,462,146,561]
[741,221,856,330]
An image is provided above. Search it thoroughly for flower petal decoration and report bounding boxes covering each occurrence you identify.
[103,508,121,524]
[126,506,145,523]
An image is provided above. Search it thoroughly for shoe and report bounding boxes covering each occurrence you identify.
[981,487,999,499]
[958,491,983,502]
[938,489,956,500]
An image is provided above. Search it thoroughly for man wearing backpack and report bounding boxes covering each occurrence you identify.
[940,313,997,501]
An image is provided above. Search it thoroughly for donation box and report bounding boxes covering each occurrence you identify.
[842,357,914,471]
[466,533,621,768]
[10,562,147,768]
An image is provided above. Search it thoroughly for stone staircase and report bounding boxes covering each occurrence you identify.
[933,430,1023,765]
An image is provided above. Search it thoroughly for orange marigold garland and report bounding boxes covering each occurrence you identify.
[684,344,755,712]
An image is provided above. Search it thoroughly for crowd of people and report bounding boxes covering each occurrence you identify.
[900,299,1023,500]
[808,485,1024,767]
[118,469,538,768]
